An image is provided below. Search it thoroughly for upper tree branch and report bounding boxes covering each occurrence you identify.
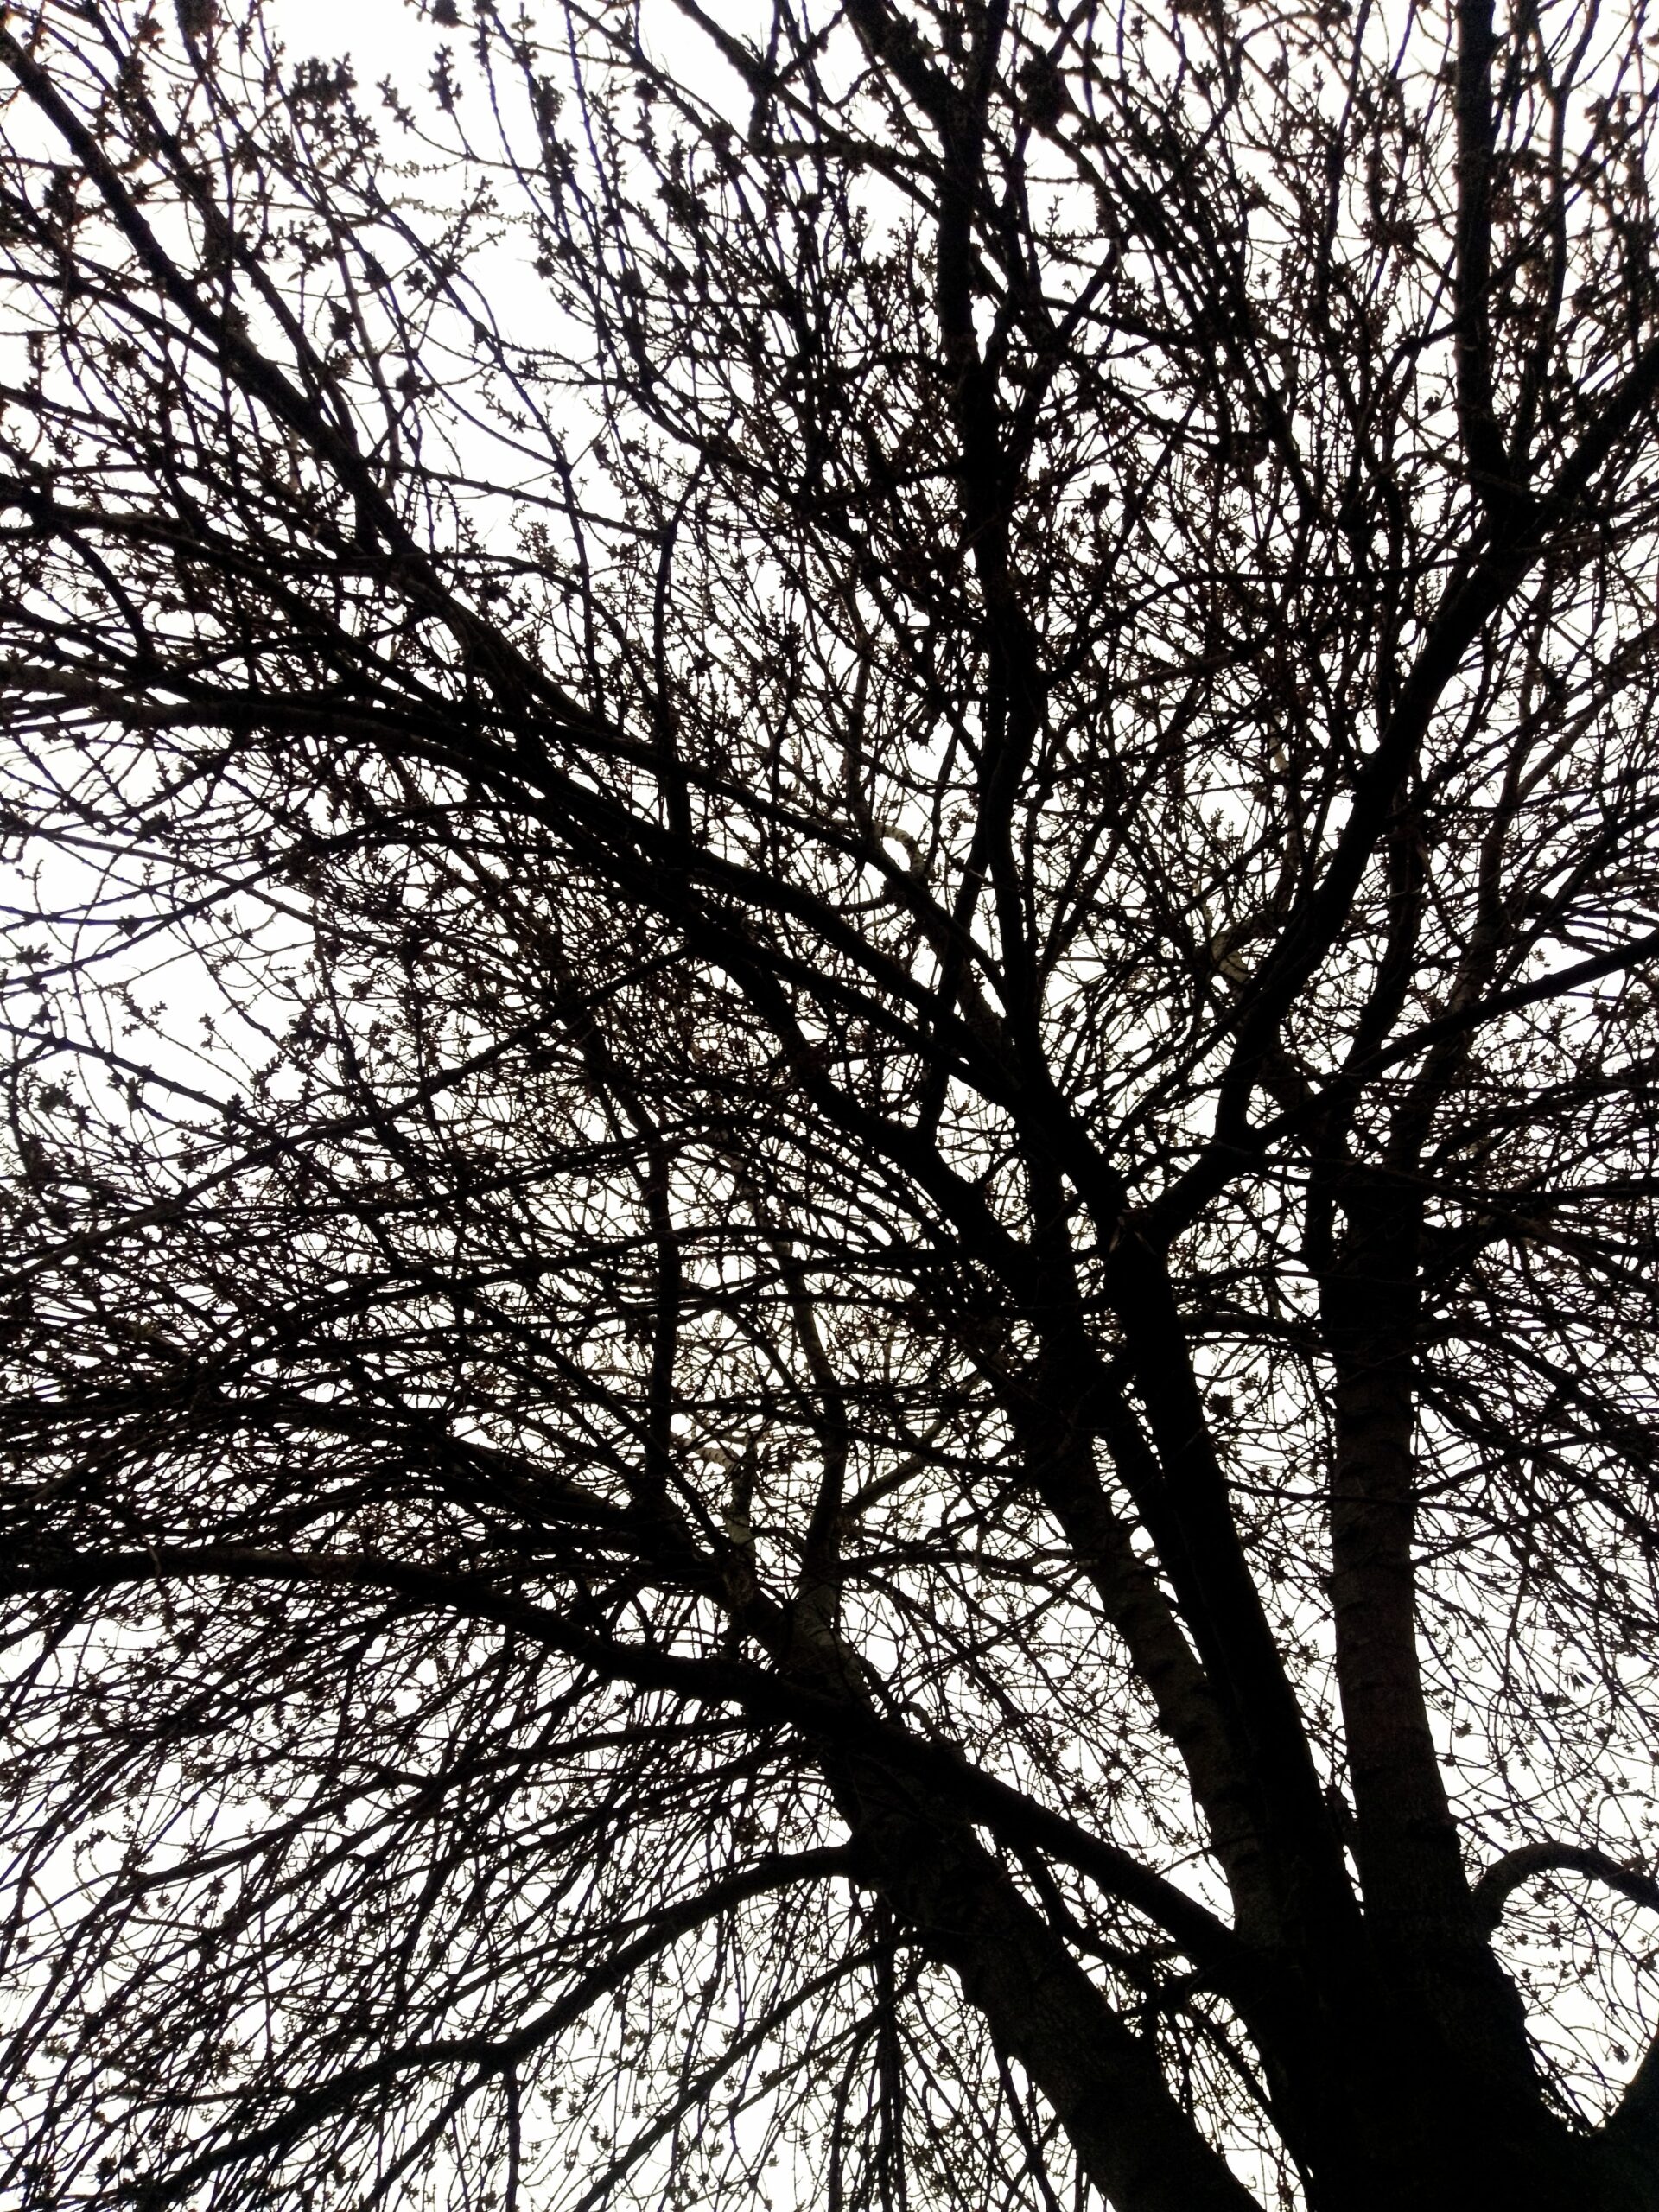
[1472,1840,1659,1929]
[1455,0,1511,507]
[1149,315,1659,1242]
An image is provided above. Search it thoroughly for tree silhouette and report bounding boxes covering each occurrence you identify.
[5,2,1659,2208]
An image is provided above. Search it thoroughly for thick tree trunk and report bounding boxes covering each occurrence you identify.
[1315,1177,1592,2209]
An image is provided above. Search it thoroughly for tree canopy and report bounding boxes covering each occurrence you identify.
[5,1,1659,2208]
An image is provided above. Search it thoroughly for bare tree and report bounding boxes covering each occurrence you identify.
[5,1,1659,2206]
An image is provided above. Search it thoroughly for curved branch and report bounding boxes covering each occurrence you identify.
[1471,1840,1659,1929]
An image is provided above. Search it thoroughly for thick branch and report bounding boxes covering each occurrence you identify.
[1025,1416,1281,1943]
[844,1787,1265,2212]
[1454,0,1510,503]
[1472,1841,1659,1929]
[1320,1180,1458,1926]
[0,1543,1255,2000]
